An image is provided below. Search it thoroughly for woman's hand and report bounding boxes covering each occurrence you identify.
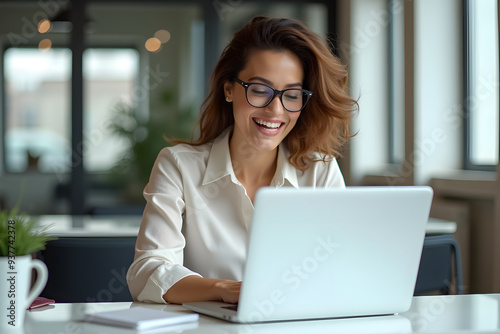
[163,276,241,304]
[214,279,241,304]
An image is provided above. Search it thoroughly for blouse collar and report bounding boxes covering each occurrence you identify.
[203,127,299,188]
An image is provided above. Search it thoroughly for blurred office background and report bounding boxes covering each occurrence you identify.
[0,0,499,293]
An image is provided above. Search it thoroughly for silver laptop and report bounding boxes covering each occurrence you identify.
[183,186,433,323]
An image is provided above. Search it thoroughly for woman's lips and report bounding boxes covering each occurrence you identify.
[253,118,284,135]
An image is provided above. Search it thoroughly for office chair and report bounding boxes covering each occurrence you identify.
[414,234,463,295]
[39,237,136,302]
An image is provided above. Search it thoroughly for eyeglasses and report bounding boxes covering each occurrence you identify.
[234,78,313,112]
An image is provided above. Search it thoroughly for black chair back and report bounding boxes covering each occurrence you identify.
[39,237,136,302]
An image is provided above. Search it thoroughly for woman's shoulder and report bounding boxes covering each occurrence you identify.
[159,128,231,163]
[306,153,338,170]
[168,141,212,154]
[305,153,344,187]
[308,151,333,160]
[294,152,340,179]
[158,141,212,163]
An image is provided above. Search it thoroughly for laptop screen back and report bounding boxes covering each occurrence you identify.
[237,186,433,323]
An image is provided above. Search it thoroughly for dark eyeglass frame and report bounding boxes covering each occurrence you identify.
[234,78,313,112]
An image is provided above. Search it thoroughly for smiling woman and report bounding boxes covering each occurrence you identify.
[126,16,358,305]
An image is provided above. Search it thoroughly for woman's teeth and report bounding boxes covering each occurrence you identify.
[255,119,281,129]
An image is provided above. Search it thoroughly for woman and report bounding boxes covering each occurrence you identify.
[126,16,357,304]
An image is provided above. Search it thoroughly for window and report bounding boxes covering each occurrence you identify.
[4,47,71,173]
[83,48,139,172]
[349,0,392,183]
[3,47,139,174]
[465,0,499,169]
[352,0,466,184]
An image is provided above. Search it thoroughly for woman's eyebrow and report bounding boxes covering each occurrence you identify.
[248,76,303,88]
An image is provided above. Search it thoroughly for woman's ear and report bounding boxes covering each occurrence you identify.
[223,81,234,103]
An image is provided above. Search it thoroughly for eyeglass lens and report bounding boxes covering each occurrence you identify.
[247,84,305,111]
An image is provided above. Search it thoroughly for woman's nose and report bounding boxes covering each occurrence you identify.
[265,94,285,114]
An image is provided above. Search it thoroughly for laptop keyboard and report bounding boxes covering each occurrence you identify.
[222,304,238,311]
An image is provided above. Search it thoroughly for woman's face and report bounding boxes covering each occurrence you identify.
[224,49,304,155]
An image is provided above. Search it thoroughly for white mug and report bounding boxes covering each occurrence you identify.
[0,255,48,330]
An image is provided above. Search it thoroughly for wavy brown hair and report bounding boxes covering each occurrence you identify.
[175,16,358,172]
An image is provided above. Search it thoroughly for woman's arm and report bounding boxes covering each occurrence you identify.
[127,147,198,303]
[163,276,241,304]
[128,145,246,304]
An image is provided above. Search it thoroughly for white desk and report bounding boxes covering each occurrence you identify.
[426,217,457,235]
[36,215,142,237]
[21,294,500,333]
[37,215,457,237]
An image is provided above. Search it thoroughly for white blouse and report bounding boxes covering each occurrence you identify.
[126,127,345,303]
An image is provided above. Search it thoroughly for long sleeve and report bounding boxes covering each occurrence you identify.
[126,147,201,304]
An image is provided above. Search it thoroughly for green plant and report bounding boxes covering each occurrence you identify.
[0,208,57,256]
[108,90,198,202]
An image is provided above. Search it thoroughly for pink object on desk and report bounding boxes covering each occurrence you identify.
[28,297,55,310]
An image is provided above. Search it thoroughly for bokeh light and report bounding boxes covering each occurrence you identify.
[154,30,171,44]
[38,39,52,51]
[38,19,52,33]
[145,37,162,53]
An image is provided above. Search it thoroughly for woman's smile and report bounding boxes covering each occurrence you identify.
[253,117,285,135]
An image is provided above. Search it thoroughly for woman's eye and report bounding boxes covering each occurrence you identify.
[284,92,300,100]
[250,87,269,95]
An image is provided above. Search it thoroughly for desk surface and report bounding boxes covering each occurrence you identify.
[37,215,457,237]
[37,215,142,237]
[23,294,500,334]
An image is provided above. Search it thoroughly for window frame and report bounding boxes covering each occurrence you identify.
[1,44,142,175]
[388,0,405,165]
[1,44,72,175]
[463,0,499,171]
